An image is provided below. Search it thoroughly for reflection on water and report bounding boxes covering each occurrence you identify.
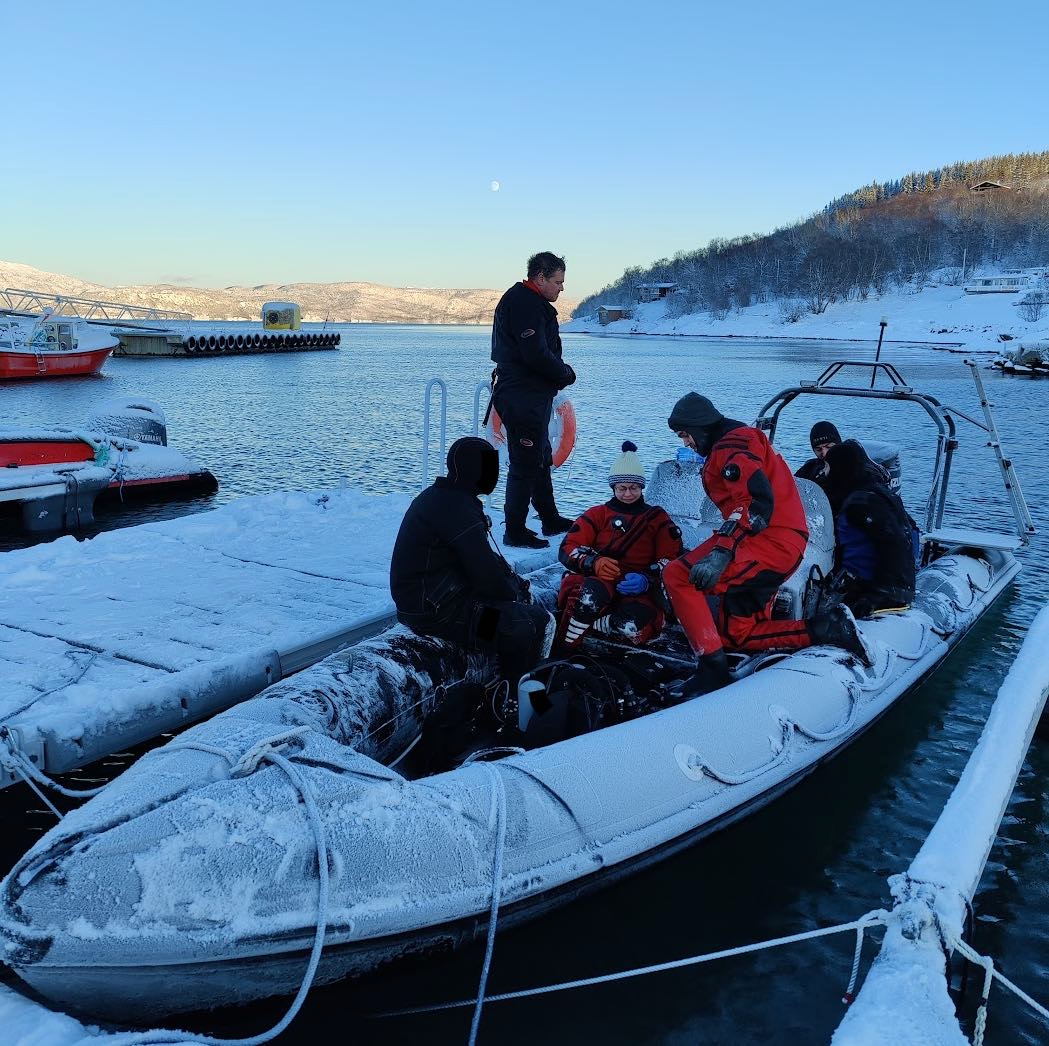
[1,325,1047,1043]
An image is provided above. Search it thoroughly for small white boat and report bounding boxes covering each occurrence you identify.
[0,358,1034,1021]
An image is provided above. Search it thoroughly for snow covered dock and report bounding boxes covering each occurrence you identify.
[0,486,553,787]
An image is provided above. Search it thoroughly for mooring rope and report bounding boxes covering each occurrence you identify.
[72,728,331,1046]
[376,909,892,1019]
[0,727,107,812]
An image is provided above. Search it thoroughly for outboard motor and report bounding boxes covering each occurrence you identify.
[87,398,168,447]
[861,439,901,494]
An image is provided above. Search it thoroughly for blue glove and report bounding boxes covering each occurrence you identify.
[616,572,649,595]
[688,547,732,590]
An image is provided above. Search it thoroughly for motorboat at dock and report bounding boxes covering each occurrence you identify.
[0,398,217,534]
[0,315,117,380]
[0,358,1035,1023]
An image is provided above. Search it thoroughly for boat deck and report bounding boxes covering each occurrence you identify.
[0,485,555,786]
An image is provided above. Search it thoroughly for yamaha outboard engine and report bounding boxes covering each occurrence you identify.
[87,398,168,447]
[861,439,901,493]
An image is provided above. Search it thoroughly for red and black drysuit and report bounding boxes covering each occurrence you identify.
[557,498,683,648]
[663,422,811,656]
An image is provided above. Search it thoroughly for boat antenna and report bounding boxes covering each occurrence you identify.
[870,316,888,389]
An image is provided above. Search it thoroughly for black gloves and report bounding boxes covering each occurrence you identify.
[689,547,732,590]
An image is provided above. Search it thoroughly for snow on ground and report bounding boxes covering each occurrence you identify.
[0,485,555,764]
[0,983,102,1044]
[564,271,1049,350]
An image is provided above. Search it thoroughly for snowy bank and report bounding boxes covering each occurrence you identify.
[565,274,1049,351]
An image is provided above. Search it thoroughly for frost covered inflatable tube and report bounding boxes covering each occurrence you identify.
[0,547,1018,1020]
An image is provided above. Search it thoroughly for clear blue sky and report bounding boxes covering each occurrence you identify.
[5,0,1047,298]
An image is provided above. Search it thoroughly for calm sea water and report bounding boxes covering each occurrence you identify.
[1,324,1048,1044]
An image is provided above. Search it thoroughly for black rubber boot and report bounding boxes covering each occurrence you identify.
[503,528,550,549]
[541,515,575,536]
[667,650,732,703]
[808,605,872,666]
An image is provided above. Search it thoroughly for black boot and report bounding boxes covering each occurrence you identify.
[503,527,550,549]
[667,650,731,703]
[541,515,575,537]
[808,605,872,666]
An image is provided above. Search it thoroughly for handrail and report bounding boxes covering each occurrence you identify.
[421,378,448,488]
[0,287,191,322]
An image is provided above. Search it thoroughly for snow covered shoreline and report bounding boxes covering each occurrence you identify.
[564,274,1049,352]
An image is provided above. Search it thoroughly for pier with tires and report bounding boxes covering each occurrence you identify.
[113,328,341,357]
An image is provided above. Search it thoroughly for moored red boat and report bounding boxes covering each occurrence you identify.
[0,315,117,380]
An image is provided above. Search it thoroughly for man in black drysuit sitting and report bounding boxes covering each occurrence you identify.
[390,436,553,763]
[821,439,917,618]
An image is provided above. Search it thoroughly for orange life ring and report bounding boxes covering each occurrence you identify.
[487,394,576,469]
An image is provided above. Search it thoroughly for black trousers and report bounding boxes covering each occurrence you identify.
[402,596,551,690]
[496,392,558,531]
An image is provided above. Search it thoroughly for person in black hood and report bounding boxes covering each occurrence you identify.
[821,439,916,617]
[795,420,840,500]
[490,251,577,549]
[390,436,554,717]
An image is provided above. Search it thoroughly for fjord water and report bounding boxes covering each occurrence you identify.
[2,325,1048,1044]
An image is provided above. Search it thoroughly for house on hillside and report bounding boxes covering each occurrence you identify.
[970,180,1011,193]
[598,304,632,325]
[964,274,1031,294]
[637,282,678,303]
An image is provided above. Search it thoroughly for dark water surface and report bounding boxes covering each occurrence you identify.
[1,325,1048,1044]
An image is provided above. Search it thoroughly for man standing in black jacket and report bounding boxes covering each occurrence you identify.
[390,436,553,700]
[490,251,577,549]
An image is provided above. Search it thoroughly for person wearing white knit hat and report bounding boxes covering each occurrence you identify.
[553,441,683,652]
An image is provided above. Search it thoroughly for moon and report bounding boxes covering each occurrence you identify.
[490,180,500,192]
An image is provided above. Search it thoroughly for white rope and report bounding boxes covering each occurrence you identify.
[377,909,891,1018]
[0,728,107,807]
[951,936,1049,1038]
[24,730,333,1046]
[841,909,883,1004]
[468,763,508,1046]
[388,731,422,769]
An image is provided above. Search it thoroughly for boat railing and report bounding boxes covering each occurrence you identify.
[755,358,1034,548]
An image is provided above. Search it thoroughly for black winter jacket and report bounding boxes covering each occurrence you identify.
[490,282,574,400]
[826,441,915,599]
[390,455,521,625]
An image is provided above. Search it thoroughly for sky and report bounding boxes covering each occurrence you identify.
[3,0,1048,299]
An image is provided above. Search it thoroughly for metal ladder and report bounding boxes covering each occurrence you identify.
[960,359,1036,544]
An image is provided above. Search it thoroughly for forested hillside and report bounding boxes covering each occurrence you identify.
[574,151,1049,322]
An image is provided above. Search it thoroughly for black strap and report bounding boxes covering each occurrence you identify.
[599,507,664,562]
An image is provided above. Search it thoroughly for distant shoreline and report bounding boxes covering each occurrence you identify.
[563,329,968,348]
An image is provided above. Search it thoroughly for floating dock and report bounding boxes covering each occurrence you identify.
[0,486,551,788]
[113,328,341,356]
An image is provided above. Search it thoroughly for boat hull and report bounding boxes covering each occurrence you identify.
[0,547,1020,1020]
[0,346,114,380]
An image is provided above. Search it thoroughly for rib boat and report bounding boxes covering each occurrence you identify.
[0,358,1034,1022]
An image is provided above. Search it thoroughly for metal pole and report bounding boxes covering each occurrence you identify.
[869,318,887,389]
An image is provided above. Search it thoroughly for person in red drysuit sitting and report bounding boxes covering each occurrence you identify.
[555,441,683,651]
[662,393,871,700]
